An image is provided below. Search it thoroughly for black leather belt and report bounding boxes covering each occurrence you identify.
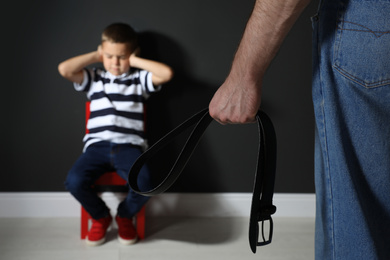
[128,108,277,253]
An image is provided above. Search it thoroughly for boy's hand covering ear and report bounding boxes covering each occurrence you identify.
[97,45,103,63]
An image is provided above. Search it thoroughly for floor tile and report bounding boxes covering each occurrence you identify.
[0,217,314,260]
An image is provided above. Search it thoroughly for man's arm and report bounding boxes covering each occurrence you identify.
[209,0,311,124]
[58,50,101,84]
[130,53,174,85]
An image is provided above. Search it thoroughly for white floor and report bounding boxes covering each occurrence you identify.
[0,217,315,260]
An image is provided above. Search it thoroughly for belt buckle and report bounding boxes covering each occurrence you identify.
[249,204,276,253]
[257,205,276,246]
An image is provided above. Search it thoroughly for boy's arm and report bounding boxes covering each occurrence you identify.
[58,50,101,84]
[129,53,174,86]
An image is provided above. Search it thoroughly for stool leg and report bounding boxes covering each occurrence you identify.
[81,206,89,239]
[136,206,145,240]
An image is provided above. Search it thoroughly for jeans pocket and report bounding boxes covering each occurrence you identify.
[332,0,390,89]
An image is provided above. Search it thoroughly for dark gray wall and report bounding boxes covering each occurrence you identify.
[2,0,318,193]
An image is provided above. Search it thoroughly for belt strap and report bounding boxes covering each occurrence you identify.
[128,108,277,253]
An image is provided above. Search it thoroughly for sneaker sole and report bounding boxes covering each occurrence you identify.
[86,236,106,246]
[118,235,138,245]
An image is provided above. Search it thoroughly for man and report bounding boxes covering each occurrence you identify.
[209,0,390,259]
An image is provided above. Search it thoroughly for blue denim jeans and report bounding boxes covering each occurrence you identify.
[312,0,390,259]
[65,142,151,219]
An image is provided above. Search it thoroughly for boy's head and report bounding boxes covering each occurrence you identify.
[100,23,138,76]
[102,23,138,52]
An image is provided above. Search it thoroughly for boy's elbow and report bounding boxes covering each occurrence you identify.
[58,62,81,82]
[164,67,174,82]
[57,62,69,78]
[155,66,174,85]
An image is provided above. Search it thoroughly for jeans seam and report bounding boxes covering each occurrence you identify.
[333,65,390,89]
[339,21,390,38]
[318,83,336,260]
[316,8,336,254]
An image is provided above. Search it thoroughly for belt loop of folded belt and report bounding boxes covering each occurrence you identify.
[128,108,277,254]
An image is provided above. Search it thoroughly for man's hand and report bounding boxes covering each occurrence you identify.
[209,77,261,125]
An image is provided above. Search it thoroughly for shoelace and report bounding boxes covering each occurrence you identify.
[128,108,277,253]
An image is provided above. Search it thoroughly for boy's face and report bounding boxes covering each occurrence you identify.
[101,41,132,76]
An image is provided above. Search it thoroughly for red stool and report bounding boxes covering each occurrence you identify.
[81,102,146,240]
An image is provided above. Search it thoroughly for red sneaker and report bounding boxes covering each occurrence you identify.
[86,215,112,246]
[115,215,138,245]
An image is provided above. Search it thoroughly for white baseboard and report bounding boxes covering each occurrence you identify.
[0,192,315,218]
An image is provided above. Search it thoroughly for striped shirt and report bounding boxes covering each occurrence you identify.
[74,68,161,152]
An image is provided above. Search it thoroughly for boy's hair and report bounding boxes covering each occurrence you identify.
[102,23,138,52]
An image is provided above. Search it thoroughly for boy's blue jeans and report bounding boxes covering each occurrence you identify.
[65,142,151,219]
[312,0,390,259]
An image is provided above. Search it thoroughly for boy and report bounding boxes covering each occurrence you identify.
[58,23,173,246]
